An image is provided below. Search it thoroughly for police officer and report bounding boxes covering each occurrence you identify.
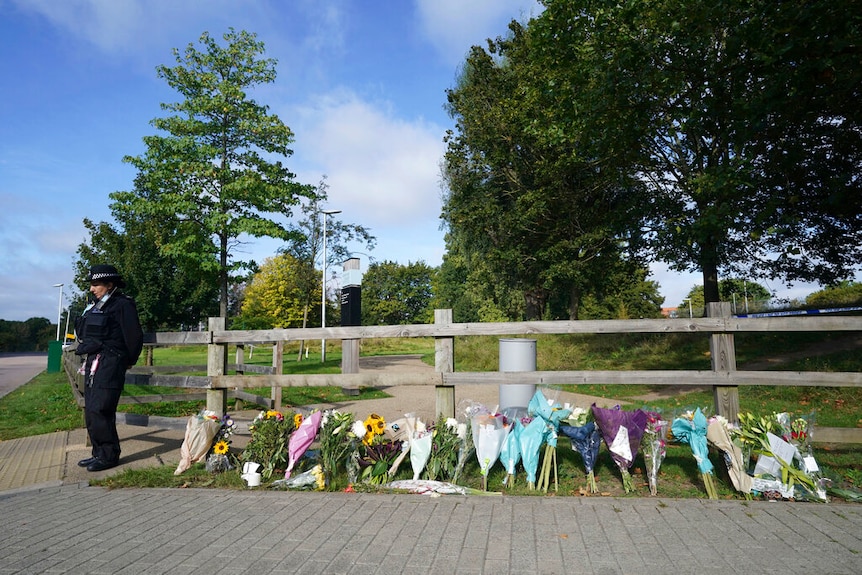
[74,265,143,472]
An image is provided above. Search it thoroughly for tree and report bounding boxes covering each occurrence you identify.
[528,0,862,308]
[279,178,376,357]
[442,22,647,321]
[118,29,314,318]
[75,182,219,332]
[807,281,862,308]
[232,253,320,329]
[361,261,435,325]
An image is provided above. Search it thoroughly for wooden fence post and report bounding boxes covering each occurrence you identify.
[435,309,455,419]
[272,341,284,410]
[234,344,245,411]
[206,317,227,415]
[709,302,739,423]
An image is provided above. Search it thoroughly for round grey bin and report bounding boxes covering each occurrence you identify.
[499,338,537,412]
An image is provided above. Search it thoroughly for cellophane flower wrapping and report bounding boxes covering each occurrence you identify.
[705,415,752,495]
[410,427,433,480]
[272,464,326,491]
[559,407,600,493]
[453,401,485,483]
[499,419,522,486]
[671,407,718,498]
[285,410,322,479]
[472,412,510,489]
[175,410,222,475]
[642,412,668,496]
[591,404,648,493]
[517,417,545,486]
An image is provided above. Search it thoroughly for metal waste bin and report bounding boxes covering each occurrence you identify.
[499,338,536,414]
[47,340,62,373]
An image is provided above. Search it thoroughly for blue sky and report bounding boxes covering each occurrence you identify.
[0,0,820,323]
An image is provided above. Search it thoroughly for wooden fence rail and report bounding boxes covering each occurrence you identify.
[64,304,862,443]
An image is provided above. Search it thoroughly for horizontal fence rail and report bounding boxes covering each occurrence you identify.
[65,306,862,443]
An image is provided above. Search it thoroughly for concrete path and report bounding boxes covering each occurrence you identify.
[0,353,46,399]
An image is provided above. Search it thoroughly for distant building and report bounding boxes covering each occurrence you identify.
[661,307,679,318]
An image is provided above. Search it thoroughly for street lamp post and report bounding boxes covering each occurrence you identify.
[52,283,64,341]
[321,209,341,363]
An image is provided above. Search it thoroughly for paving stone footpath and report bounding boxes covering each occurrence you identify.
[1,484,861,574]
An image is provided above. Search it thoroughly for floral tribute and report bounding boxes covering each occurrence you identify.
[559,406,601,494]
[175,409,222,475]
[592,404,648,493]
[241,409,297,480]
[671,408,718,499]
[206,413,237,473]
[641,411,669,496]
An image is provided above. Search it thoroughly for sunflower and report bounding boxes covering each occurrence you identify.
[362,413,386,445]
[213,440,230,455]
[294,413,304,429]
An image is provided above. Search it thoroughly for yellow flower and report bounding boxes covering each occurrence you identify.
[294,413,304,429]
[362,413,386,445]
[213,440,229,455]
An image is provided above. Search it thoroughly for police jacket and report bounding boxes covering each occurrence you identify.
[75,291,144,367]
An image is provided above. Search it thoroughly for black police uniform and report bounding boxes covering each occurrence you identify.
[75,290,143,466]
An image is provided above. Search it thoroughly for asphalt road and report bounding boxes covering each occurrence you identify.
[0,353,47,399]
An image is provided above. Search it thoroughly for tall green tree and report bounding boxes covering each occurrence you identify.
[118,29,313,318]
[528,0,862,308]
[361,261,435,325]
[442,22,645,320]
[233,253,319,330]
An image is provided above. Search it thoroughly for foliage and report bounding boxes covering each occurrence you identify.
[0,317,54,353]
[679,279,771,314]
[441,21,643,320]
[232,253,319,329]
[75,206,219,331]
[361,260,436,325]
[807,281,862,308]
[119,29,314,318]
[525,0,862,303]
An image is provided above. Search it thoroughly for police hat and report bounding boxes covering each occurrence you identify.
[86,264,126,288]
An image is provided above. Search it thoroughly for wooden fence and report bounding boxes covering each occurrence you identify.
[64,303,862,443]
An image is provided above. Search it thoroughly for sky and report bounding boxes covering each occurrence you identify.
[0,0,826,323]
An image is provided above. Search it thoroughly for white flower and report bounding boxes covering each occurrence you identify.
[352,420,366,438]
[445,418,459,432]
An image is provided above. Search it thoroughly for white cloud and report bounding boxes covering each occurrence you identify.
[290,91,446,229]
[416,0,543,64]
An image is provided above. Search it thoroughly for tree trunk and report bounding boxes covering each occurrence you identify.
[524,287,548,320]
[701,240,721,314]
[567,284,581,320]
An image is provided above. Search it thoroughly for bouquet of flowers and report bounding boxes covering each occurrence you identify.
[671,408,718,499]
[175,409,222,475]
[472,411,510,490]
[735,411,824,500]
[358,436,404,485]
[518,416,544,489]
[641,411,669,496]
[592,404,648,493]
[285,410,322,479]
[241,409,297,480]
[206,413,237,473]
[529,390,572,493]
[499,418,522,487]
[706,414,752,496]
[426,416,462,482]
[318,410,359,486]
[559,406,601,494]
[272,464,326,491]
